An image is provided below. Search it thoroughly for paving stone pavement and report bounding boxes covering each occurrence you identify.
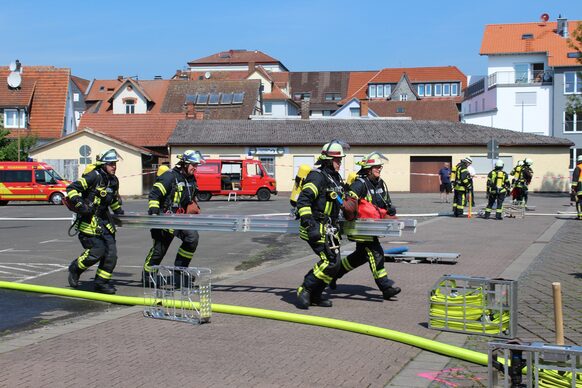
[0,194,580,387]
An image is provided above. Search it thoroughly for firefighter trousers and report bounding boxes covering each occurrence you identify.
[576,194,582,220]
[453,189,467,216]
[336,239,394,291]
[74,231,117,283]
[301,240,341,299]
[485,192,506,218]
[144,228,199,273]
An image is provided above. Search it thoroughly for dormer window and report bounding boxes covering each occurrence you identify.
[521,33,534,40]
[3,109,27,128]
[400,94,408,101]
[124,99,136,114]
[368,84,391,99]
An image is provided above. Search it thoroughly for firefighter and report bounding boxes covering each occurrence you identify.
[67,149,124,294]
[571,155,582,220]
[296,140,347,309]
[510,160,524,202]
[514,158,533,205]
[143,150,203,283]
[452,157,473,217]
[330,152,401,300]
[484,160,510,220]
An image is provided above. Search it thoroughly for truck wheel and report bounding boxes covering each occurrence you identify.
[49,192,64,205]
[0,200,8,206]
[197,192,212,201]
[257,188,271,201]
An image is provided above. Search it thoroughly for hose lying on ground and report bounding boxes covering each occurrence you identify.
[0,281,578,386]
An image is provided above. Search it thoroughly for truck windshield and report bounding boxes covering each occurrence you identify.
[48,169,64,181]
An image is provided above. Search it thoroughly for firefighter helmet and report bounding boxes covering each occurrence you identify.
[177,150,204,165]
[577,155,582,163]
[357,152,388,169]
[495,160,504,168]
[319,140,348,160]
[524,158,533,166]
[96,149,120,164]
[517,160,524,166]
[462,157,473,165]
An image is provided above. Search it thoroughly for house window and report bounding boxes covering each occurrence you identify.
[564,72,582,94]
[417,84,425,96]
[443,84,451,96]
[384,85,391,96]
[264,102,272,115]
[425,84,432,96]
[515,92,537,106]
[514,64,529,83]
[564,111,582,132]
[322,110,332,116]
[3,109,26,128]
[396,107,405,113]
[350,107,360,117]
[368,85,376,98]
[125,99,135,114]
[324,93,341,101]
[376,85,384,98]
[451,83,459,96]
[400,94,408,101]
[73,93,79,102]
[434,84,442,96]
[293,92,311,101]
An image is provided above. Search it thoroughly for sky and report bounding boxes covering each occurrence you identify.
[1,0,579,81]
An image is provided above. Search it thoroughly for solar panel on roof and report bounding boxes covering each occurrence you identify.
[208,93,220,105]
[185,94,197,104]
[232,92,245,104]
[197,94,209,105]
[220,93,233,104]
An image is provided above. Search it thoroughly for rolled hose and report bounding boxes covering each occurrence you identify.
[0,280,488,366]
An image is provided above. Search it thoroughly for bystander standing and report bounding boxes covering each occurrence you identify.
[438,162,452,203]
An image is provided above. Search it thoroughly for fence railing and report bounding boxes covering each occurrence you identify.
[488,70,553,88]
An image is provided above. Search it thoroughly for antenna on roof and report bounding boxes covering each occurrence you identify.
[204,71,211,79]
[7,59,22,88]
[540,13,549,22]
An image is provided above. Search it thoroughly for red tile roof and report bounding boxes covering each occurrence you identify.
[369,100,460,121]
[263,84,290,100]
[480,21,582,67]
[0,78,36,108]
[78,113,184,148]
[186,71,249,81]
[343,67,467,103]
[0,66,70,139]
[71,75,90,94]
[188,50,283,67]
[86,79,170,113]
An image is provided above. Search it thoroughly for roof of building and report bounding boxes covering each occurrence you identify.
[85,79,171,114]
[161,79,260,119]
[0,66,70,139]
[29,127,163,156]
[369,100,459,121]
[289,71,351,110]
[0,78,36,108]
[480,20,582,67]
[184,71,249,81]
[70,75,90,94]
[187,49,287,70]
[343,67,467,103]
[78,113,184,148]
[168,119,572,147]
[263,83,291,101]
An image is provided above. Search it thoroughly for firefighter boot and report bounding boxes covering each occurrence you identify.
[496,213,503,220]
[68,260,83,288]
[94,279,116,295]
[382,286,401,300]
[296,286,311,310]
[310,283,332,307]
[484,211,490,219]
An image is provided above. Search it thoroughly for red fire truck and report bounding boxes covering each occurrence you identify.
[0,162,70,205]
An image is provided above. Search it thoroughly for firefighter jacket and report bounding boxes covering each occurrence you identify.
[148,166,197,214]
[348,175,393,242]
[572,163,582,196]
[296,165,344,242]
[67,168,122,236]
[515,166,533,189]
[487,169,510,195]
[453,163,472,191]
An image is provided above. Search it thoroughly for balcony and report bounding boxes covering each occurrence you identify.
[487,70,553,88]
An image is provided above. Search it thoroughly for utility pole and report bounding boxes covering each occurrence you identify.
[17,108,21,161]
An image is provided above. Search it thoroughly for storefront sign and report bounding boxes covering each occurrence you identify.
[248,147,285,156]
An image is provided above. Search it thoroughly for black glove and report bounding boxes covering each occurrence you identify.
[148,207,160,216]
[387,206,397,216]
[301,216,321,243]
[75,201,92,216]
[113,208,125,215]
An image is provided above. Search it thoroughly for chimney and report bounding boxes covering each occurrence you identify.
[185,103,196,119]
[248,61,256,74]
[117,75,124,81]
[154,75,162,80]
[195,111,205,120]
[360,100,369,117]
[300,99,310,120]
[557,15,568,38]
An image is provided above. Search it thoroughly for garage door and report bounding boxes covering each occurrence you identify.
[410,156,452,193]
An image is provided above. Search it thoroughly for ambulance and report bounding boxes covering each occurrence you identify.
[194,158,277,201]
[0,162,70,205]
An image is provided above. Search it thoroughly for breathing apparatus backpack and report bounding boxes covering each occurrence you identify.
[450,164,458,183]
[289,164,312,208]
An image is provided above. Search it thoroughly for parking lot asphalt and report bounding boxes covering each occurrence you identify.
[0,192,580,387]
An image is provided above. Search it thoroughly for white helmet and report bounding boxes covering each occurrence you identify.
[517,160,524,167]
[524,158,533,166]
[357,152,388,169]
[495,160,504,168]
[319,140,348,160]
[96,149,121,164]
[577,155,582,163]
[462,157,473,165]
[177,150,205,165]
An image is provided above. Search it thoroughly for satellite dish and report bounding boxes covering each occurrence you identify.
[540,13,550,22]
[204,71,211,79]
[7,72,21,88]
[8,61,17,72]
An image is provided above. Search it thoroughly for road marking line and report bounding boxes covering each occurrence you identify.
[0,249,14,253]
[16,266,68,283]
[39,239,72,244]
[0,265,40,274]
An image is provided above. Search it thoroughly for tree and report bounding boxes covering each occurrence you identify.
[566,22,582,115]
[0,117,38,161]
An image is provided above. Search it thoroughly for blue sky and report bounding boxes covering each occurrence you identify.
[1,1,579,81]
